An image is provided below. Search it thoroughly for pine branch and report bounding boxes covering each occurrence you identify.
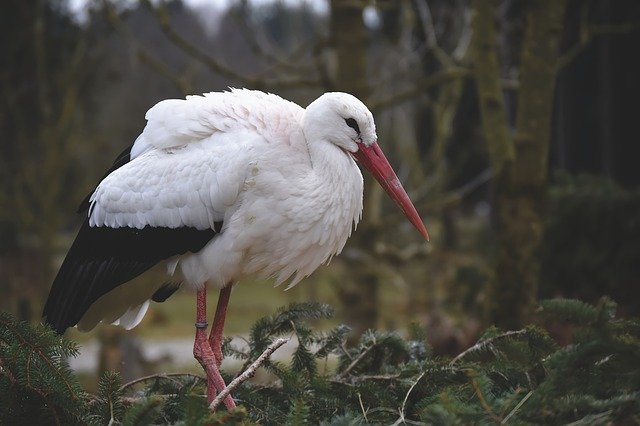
[450,329,528,364]
[538,297,617,326]
[2,299,638,424]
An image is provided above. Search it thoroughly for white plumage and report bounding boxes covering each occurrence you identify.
[44,89,428,408]
[50,89,397,332]
[92,89,363,293]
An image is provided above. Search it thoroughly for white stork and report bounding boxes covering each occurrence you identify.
[43,89,429,409]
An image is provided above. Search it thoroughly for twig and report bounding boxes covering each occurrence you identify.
[452,7,473,62]
[339,344,375,378]
[357,392,369,423]
[144,0,320,90]
[120,372,204,391]
[557,0,640,70]
[450,329,527,365]
[340,342,353,361]
[107,395,115,426]
[120,394,179,404]
[103,1,190,95]
[501,390,533,424]
[420,168,493,212]
[412,0,453,67]
[209,338,288,411]
[369,67,470,113]
[351,374,401,382]
[230,4,315,75]
[401,371,424,418]
[392,372,425,425]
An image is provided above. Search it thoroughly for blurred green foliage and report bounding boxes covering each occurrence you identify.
[541,174,640,314]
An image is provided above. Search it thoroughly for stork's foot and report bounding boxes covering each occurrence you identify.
[193,328,236,410]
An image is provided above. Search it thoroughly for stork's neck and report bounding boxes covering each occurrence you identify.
[305,137,364,226]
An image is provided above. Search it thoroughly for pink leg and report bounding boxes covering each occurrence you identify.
[209,284,233,367]
[193,287,236,410]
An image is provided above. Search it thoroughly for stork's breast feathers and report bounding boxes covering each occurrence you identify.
[223,152,363,289]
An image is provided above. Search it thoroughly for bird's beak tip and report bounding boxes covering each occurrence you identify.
[353,142,430,242]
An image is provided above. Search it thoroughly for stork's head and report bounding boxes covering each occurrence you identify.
[304,92,430,241]
[304,92,376,152]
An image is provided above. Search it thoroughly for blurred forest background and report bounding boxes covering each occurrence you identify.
[1,0,640,383]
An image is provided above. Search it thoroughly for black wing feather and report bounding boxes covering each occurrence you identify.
[151,282,182,302]
[45,142,222,334]
[43,220,217,334]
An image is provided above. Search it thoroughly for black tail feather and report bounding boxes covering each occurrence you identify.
[43,220,215,334]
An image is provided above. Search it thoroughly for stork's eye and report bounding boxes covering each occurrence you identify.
[345,118,360,135]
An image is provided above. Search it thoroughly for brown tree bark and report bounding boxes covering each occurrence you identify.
[473,0,568,328]
[329,0,380,343]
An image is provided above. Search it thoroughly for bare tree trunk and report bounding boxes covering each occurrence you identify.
[329,0,379,343]
[473,0,567,328]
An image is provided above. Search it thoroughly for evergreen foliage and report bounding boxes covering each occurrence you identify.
[1,298,639,424]
[0,311,86,425]
[542,174,640,314]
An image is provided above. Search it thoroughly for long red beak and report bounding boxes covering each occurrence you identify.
[352,142,430,241]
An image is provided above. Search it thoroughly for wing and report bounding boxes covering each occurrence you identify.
[43,221,216,333]
[43,90,303,334]
[77,143,133,214]
[43,142,239,333]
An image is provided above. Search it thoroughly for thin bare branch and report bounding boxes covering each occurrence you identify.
[391,372,425,426]
[103,1,191,95]
[557,1,640,70]
[373,242,429,265]
[144,0,321,90]
[412,0,454,67]
[120,372,205,392]
[209,338,288,411]
[501,390,533,424]
[339,343,375,378]
[230,4,316,75]
[450,329,527,365]
[369,67,470,113]
[419,168,493,212]
[137,50,192,95]
[452,7,473,62]
[351,373,401,382]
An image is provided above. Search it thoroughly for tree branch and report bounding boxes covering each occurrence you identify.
[449,329,527,365]
[420,168,493,212]
[393,372,425,426]
[120,372,205,392]
[144,0,321,90]
[230,3,316,75]
[103,1,191,95]
[209,338,288,411]
[339,343,375,378]
[557,1,640,70]
[412,0,454,67]
[369,67,470,113]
